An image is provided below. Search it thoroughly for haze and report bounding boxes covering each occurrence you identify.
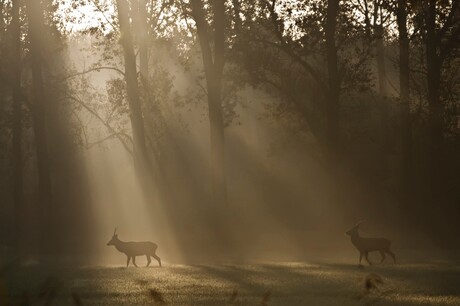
[0,0,459,305]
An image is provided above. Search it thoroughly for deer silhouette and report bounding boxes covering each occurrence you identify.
[107,228,162,267]
[346,221,396,265]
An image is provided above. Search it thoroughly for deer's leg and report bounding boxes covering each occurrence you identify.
[132,256,138,267]
[152,254,161,267]
[387,250,396,263]
[126,256,131,267]
[365,252,372,265]
[146,255,151,267]
[379,251,386,263]
[359,252,363,264]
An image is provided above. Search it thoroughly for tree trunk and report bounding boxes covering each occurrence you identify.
[375,24,389,179]
[25,0,53,257]
[11,0,23,253]
[131,0,149,84]
[0,1,4,41]
[425,0,444,206]
[232,0,242,31]
[375,25,388,97]
[138,0,149,86]
[115,0,152,181]
[325,0,340,158]
[191,0,227,206]
[396,0,412,208]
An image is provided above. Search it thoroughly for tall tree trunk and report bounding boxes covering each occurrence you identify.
[375,24,389,179]
[325,0,340,158]
[396,0,412,209]
[115,0,152,182]
[425,0,444,207]
[375,25,388,97]
[0,1,4,41]
[232,0,242,32]
[11,0,23,253]
[25,0,53,257]
[191,0,227,206]
[131,0,149,84]
[138,0,148,86]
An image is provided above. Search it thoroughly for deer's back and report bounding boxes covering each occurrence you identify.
[353,237,391,252]
[123,241,158,256]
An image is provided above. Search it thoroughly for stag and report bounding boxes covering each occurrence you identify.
[346,222,396,265]
[107,228,162,267]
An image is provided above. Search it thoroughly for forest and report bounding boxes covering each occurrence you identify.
[0,0,459,305]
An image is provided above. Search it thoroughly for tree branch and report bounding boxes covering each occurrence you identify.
[63,94,133,155]
[58,66,125,81]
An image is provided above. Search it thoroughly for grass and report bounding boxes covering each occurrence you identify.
[1,260,459,305]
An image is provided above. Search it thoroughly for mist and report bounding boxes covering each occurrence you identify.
[0,0,459,305]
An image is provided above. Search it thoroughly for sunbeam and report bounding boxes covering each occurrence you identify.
[0,0,459,305]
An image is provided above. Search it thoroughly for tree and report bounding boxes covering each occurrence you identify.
[421,0,459,204]
[25,0,54,256]
[396,0,412,206]
[10,0,24,253]
[325,0,341,158]
[190,0,227,206]
[353,0,393,177]
[115,0,153,182]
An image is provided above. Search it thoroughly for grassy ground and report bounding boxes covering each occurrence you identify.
[1,261,460,305]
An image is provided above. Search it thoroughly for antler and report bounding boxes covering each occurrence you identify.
[113,227,118,236]
[355,221,363,227]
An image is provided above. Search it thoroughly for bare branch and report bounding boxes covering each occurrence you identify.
[58,66,125,81]
[63,94,133,155]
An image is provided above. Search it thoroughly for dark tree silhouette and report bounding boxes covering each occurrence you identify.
[115,0,153,183]
[25,0,53,256]
[10,0,24,252]
[422,0,459,206]
[190,0,228,206]
[325,0,341,158]
[396,0,412,209]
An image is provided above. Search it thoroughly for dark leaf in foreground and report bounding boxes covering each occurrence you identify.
[37,276,61,305]
[71,291,83,305]
[365,273,384,293]
[229,289,240,304]
[229,289,238,302]
[260,290,271,306]
[148,288,166,304]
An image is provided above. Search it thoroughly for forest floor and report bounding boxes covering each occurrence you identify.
[1,260,460,305]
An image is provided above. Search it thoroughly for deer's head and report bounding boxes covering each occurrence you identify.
[346,221,362,236]
[107,227,119,246]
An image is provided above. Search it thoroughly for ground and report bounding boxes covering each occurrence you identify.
[1,260,460,305]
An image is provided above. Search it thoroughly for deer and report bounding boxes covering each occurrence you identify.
[107,228,162,267]
[346,221,396,265]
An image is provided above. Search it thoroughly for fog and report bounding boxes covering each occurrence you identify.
[57,35,447,265]
[0,0,459,304]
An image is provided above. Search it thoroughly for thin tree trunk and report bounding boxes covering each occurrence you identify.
[396,0,412,207]
[375,25,388,97]
[425,0,444,205]
[191,0,227,206]
[115,0,152,181]
[25,0,53,257]
[375,24,389,179]
[138,0,148,86]
[0,1,4,41]
[232,0,242,31]
[11,0,23,253]
[325,0,340,158]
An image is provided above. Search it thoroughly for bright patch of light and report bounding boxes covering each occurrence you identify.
[55,0,115,34]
